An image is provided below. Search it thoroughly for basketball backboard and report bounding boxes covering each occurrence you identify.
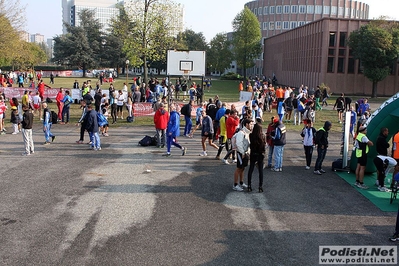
[167,50,206,77]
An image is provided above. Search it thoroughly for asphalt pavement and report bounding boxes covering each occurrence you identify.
[0,115,397,265]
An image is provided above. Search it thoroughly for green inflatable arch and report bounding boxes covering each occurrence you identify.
[350,93,399,173]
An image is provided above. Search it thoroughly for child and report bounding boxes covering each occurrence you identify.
[101,103,110,136]
[10,106,19,134]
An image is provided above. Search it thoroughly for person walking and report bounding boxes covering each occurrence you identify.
[21,104,34,156]
[247,123,266,193]
[314,121,332,175]
[354,126,373,188]
[84,104,101,151]
[76,100,89,144]
[233,119,252,191]
[215,109,230,160]
[42,102,55,145]
[163,104,186,157]
[199,109,218,156]
[301,119,316,170]
[154,103,169,148]
[271,117,286,172]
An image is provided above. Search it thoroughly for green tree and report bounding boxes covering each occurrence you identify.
[231,6,262,80]
[208,33,233,74]
[348,21,399,97]
[176,29,208,51]
[124,0,182,83]
[53,9,103,77]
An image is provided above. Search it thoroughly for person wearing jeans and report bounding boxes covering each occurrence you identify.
[85,104,101,150]
[271,117,286,172]
[314,121,332,175]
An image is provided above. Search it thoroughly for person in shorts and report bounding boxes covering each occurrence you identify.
[199,110,218,156]
[354,126,373,189]
[233,119,252,191]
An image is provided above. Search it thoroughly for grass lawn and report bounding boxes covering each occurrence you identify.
[3,76,389,132]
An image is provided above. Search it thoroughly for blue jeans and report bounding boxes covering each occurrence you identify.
[62,105,70,122]
[89,131,101,149]
[267,146,274,167]
[167,135,182,153]
[44,123,54,142]
[273,145,284,168]
[184,115,192,136]
[315,146,327,171]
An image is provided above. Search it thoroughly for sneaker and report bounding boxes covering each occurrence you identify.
[378,186,391,192]
[30,151,34,154]
[182,147,187,156]
[319,169,326,173]
[43,142,50,145]
[233,185,244,192]
[51,136,56,142]
[97,147,102,151]
[358,183,369,189]
[22,152,31,156]
[271,168,280,172]
[240,183,248,189]
[232,159,237,163]
[305,166,310,170]
[199,151,207,156]
[278,168,282,172]
[121,116,123,120]
[0,131,5,135]
[222,159,230,165]
[314,170,322,175]
[162,153,171,157]
[389,234,399,242]
[76,140,84,144]
[215,156,220,160]
[11,132,17,135]
[88,141,93,145]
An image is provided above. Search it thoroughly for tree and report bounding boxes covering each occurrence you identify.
[208,33,233,74]
[231,6,262,80]
[124,0,182,83]
[53,9,103,77]
[348,21,399,97]
[176,29,209,51]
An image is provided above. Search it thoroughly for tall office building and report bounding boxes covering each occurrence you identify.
[30,33,45,44]
[244,0,370,77]
[62,0,122,34]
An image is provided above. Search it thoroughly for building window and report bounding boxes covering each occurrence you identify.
[327,57,335,73]
[283,5,290,14]
[337,58,345,73]
[329,32,336,47]
[258,7,262,15]
[352,9,356,17]
[264,6,268,14]
[339,49,346,56]
[299,5,306,13]
[254,8,257,15]
[328,49,335,56]
[276,6,282,14]
[331,6,337,15]
[339,32,346,47]
[315,5,322,14]
[338,7,344,16]
[291,5,298,14]
[298,21,305,26]
[348,58,355,73]
[345,8,350,17]
[283,21,289,29]
[270,6,275,14]
[290,21,297,29]
[276,21,282,30]
[263,22,268,30]
[269,22,275,30]
[323,6,330,15]
[357,10,360,17]
[307,5,314,14]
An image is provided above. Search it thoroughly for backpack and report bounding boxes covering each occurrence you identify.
[139,135,157,146]
[51,111,58,124]
[297,100,305,113]
[231,128,241,150]
[181,104,189,116]
[97,112,108,127]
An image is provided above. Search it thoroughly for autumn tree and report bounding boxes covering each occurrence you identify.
[231,6,262,80]
[348,20,399,97]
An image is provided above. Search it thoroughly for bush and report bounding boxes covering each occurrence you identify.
[220,72,240,80]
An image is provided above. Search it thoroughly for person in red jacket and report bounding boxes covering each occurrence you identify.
[37,79,51,101]
[55,87,64,121]
[222,109,240,164]
[153,103,170,148]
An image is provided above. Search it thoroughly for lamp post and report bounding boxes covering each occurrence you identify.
[125,59,130,85]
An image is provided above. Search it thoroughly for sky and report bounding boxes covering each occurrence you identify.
[18,0,399,42]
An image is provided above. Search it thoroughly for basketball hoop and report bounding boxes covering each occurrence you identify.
[182,70,190,81]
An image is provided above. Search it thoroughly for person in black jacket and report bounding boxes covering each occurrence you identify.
[373,127,391,191]
[21,104,34,156]
[84,104,101,151]
[247,123,266,192]
[314,121,332,175]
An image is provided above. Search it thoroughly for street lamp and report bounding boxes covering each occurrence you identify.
[125,59,130,85]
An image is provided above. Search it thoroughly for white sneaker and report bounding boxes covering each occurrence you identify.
[233,185,243,191]
[375,180,379,186]
[199,151,207,156]
[240,183,248,189]
[314,170,322,175]
[232,159,237,163]
[378,186,391,192]
[222,159,230,165]
[358,183,368,189]
[305,166,310,170]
